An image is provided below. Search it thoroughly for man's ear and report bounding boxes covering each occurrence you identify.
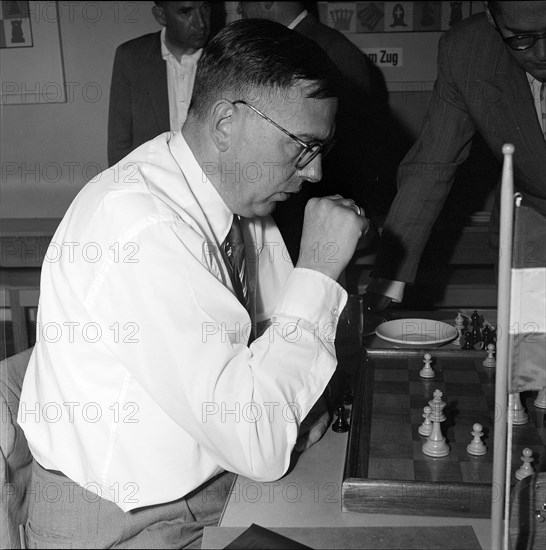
[209,100,235,153]
[152,5,166,26]
[483,2,495,27]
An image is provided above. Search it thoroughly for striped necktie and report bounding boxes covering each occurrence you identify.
[541,82,546,141]
[223,215,250,313]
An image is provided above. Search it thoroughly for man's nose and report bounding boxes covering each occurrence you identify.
[534,36,546,61]
[194,10,207,30]
[298,155,323,183]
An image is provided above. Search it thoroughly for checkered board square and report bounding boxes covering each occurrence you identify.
[342,349,546,517]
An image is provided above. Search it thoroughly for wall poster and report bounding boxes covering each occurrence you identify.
[318,2,485,91]
[0,1,66,104]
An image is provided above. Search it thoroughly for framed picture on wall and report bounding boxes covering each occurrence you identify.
[0,0,66,104]
[318,1,485,91]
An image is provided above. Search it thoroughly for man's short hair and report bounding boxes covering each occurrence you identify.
[189,18,340,119]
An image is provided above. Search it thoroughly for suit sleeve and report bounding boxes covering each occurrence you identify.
[371,32,478,283]
[107,46,134,167]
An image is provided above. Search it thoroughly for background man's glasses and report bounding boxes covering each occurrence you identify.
[490,10,546,51]
[232,100,335,170]
[503,30,546,51]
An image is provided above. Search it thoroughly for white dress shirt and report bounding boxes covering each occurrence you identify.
[527,73,546,138]
[19,132,346,512]
[160,27,202,132]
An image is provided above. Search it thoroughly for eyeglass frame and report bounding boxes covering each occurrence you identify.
[489,8,546,51]
[231,100,335,170]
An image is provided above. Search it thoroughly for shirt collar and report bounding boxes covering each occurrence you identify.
[287,9,308,30]
[526,72,542,90]
[167,132,233,242]
[160,27,204,64]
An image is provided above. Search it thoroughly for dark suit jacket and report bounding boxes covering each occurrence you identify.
[107,32,169,167]
[372,13,546,283]
[271,13,379,263]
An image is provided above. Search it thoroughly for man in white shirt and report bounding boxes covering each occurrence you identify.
[107,2,212,167]
[20,19,368,548]
[364,0,546,311]
[239,1,396,264]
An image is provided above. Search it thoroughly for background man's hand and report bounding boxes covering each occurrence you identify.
[361,291,392,313]
[297,195,370,281]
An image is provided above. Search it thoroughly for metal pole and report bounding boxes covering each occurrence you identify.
[491,144,515,549]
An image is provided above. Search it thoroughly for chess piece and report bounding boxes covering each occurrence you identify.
[419,353,435,379]
[466,423,487,456]
[482,324,495,348]
[454,313,465,346]
[11,20,25,44]
[422,389,450,457]
[482,344,496,368]
[449,1,463,27]
[533,387,546,410]
[331,406,349,433]
[418,405,433,437]
[462,330,474,350]
[515,448,534,480]
[420,2,435,26]
[471,310,482,349]
[390,3,408,28]
[509,393,529,425]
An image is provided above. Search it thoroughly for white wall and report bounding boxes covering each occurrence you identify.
[1,1,159,219]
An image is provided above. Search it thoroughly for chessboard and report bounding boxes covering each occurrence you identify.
[341,348,546,518]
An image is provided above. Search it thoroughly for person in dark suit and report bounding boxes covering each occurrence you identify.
[239,1,397,263]
[365,0,546,310]
[107,1,212,167]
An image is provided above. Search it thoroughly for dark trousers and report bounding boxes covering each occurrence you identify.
[25,461,235,549]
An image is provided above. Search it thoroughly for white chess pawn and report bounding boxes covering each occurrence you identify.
[419,353,435,379]
[482,344,496,368]
[418,405,433,437]
[533,388,546,410]
[515,448,534,480]
[466,423,487,456]
[454,313,465,345]
[509,393,529,425]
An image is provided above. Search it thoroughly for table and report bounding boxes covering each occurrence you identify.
[210,310,498,549]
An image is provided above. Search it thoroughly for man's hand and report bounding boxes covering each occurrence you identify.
[297,195,370,281]
[294,395,331,453]
[361,290,392,313]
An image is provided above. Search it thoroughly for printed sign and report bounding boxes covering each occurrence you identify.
[362,47,403,67]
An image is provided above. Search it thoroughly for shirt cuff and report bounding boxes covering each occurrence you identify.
[366,278,405,303]
[274,267,348,332]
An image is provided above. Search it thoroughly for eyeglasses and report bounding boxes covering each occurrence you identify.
[232,100,335,170]
[490,10,546,51]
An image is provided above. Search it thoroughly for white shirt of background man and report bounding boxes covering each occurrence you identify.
[160,27,203,132]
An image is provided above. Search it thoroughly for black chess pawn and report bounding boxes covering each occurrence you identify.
[470,310,482,346]
[332,406,349,433]
[482,324,493,347]
[342,387,353,406]
[463,330,474,350]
